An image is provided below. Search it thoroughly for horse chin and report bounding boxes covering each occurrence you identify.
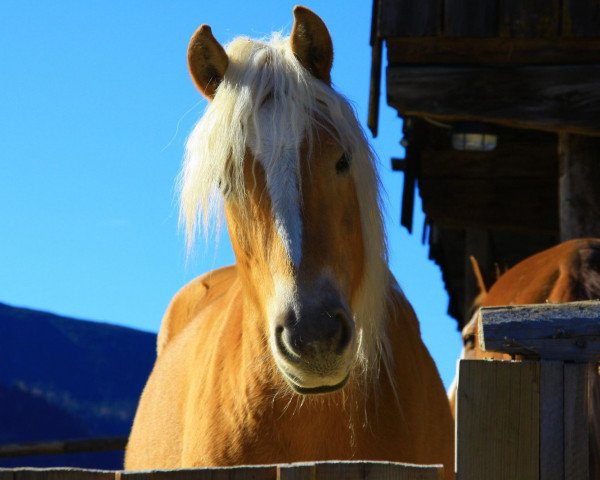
[278,366,351,395]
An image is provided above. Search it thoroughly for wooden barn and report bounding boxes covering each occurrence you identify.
[368,0,600,328]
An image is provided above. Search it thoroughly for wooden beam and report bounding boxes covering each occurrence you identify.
[386,37,600,65]
[387,65,600,136]
[559,133,600,240]
[456,360,540,480]
[479,301,600,361]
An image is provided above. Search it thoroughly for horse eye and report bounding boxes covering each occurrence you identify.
[463,334,475,349]
[335,154,350,174]
[217,178,231,196]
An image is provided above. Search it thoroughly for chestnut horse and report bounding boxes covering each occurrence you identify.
[449,238,600,476]
[125,6,453,477]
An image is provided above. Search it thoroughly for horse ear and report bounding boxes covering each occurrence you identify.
[188,25,229,99]
[290,6,333,84]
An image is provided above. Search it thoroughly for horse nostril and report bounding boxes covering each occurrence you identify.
[335,312,352,354]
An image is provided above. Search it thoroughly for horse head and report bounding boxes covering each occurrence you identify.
[180,6,389,395]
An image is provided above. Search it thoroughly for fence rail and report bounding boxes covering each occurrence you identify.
[0,461,444,479]
[0,437,128,459]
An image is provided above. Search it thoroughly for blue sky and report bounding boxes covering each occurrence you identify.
[0,1,461,387]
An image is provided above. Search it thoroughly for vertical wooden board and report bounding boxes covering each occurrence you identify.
[564,363,589,480]
[122,466,276,480]
[456,360,540,480]
[444,0,498,37]
[277,463,315,480]
[13,469,116,480]
[310,462,442,480]
[540,361,565,480]
[378,0,441,36]
[563,0,600,37]
[498,0,560,37]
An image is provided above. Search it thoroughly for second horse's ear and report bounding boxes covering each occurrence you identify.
[188,25,229,99]
[290,6,333,84]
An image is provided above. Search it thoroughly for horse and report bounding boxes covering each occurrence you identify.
[448,237,600,477]
[125,6,454,477]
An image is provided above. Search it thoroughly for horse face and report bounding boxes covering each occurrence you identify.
[186,6,371,394]
[223,127,363,394]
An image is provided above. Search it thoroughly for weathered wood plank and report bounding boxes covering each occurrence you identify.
[277,463,315,480]
[456,360,539,480]
[479,301,600,360]
[304,461,442,479]
[559,133,600,241]
[0,437,127,458]
[387,64,600,136]
[121,465,276,480]
[540,361,565,480]
[386,37,600,65]
[564,363,590,480]
[419,177,557,233]
[563,0,600,37]
[8,469,115,480]
[444,0,498,37]
[378,0,441,37]
[499,0,560,37]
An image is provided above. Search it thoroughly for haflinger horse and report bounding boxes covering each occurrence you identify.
[125,6,453,477]
[448,238,600,477]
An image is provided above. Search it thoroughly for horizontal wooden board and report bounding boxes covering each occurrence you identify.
[121,466,277,480]
[479,301,600,360]
[0,469,115,480]
[387,65,600,135]
[386,37,600,65]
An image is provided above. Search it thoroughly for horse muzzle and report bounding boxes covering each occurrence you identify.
[272,303,356,394]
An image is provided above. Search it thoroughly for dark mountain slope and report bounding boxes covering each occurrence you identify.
[0,302,157,468]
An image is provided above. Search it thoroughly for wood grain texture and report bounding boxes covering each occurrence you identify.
[387,64,600,136]
[540,361,565,480]
[564,363,590,480]
[479,301,600,360]
[456,360,540,480]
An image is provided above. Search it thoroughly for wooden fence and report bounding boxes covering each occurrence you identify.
[0,462,443,479]
[2,301,598,479]
[457,300,600,480]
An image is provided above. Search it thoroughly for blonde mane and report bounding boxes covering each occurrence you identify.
[179,33,392,380]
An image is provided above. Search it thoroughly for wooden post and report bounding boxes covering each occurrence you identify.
[456,360,540,480]
[559,133,600,241]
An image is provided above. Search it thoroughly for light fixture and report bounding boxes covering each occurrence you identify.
[452,122,497,152]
